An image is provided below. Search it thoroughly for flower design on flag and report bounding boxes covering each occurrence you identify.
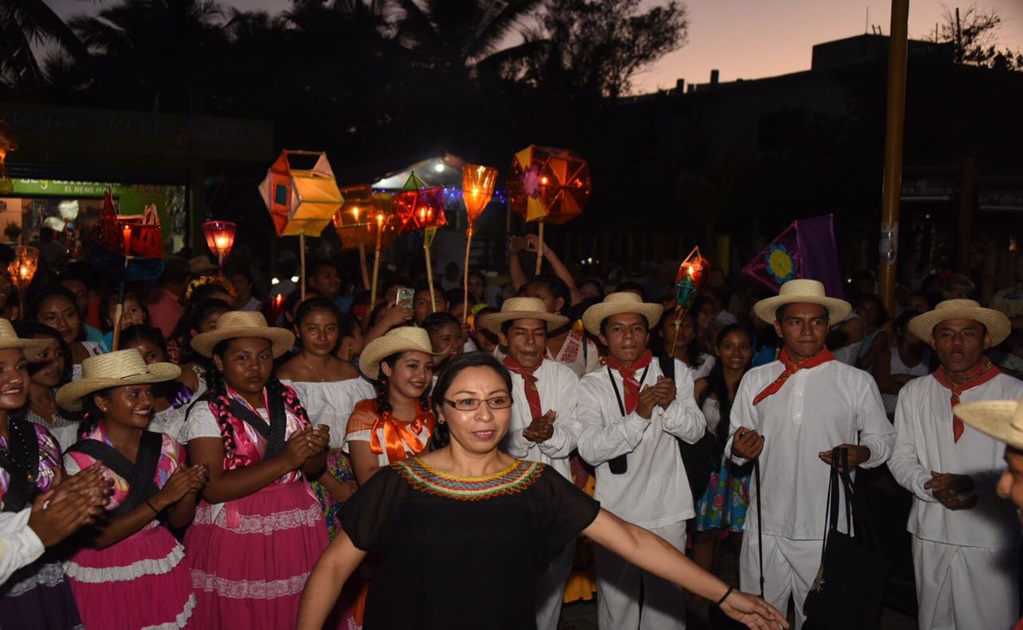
[765,245,795,284]
[522,165,541,199]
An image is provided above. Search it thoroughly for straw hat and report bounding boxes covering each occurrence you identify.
[581,292,664,337]
[360,327,443,381]
[752,279,852,325]
[56,350,181,411]
[190,311,295,359]
[955,395,1023,451]
[908,299,1011,346]
[477,297,569,335]
[0,319,50,357]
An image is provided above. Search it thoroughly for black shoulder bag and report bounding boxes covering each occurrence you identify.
[67,430,163,516]
[607,363,650,475]
[658,355,718,500]
[707,460,764,629]
[802,448,888,630]
[0,419,41,512]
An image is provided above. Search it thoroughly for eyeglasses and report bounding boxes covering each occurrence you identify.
[443,396,512,412]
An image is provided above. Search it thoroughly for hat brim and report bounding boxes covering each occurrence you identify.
[954,400,1023,450]
[191,326,295,359]
[753,295,852,325]
[909,307,1011,347]
[0,338,54,358]
[582,303,664,337]
[479,311,569,335]
[56,363,182,411]
[359,339,446,381]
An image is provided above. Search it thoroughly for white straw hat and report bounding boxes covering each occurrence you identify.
[581,292,664,337]
[360,327,443,381]
[56,349,181,411]
[0,319,50,357]
[477,297,569,334]
[955,395,1023,451]
[752,279,852,325]
[908,299,1011,347]
[190,311,295,358]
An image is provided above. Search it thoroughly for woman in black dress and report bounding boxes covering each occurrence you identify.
[298,353,788,630]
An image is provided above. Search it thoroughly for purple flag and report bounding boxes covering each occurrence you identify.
[743,214,844,298]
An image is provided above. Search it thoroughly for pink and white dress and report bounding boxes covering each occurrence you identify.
[64,423,195,629]
[178,386,331,629]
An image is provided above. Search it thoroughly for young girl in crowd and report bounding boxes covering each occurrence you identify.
[179,311,332,628]
[656,308,716,381]
[422,311,464,372]
[17,323,78,451]
[28,285,102,379]
[345,327,439,485]
[58,350,207,629]
[0,320,80,628]
[855,293,890,371]
[872,309,931,418]
[168,298,232,371]
[691,324,754,580]
[121,324,206,440]
[98,289,149,352]
[278,298,371,538]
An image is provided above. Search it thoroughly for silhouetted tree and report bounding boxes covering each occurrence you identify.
[0,0,85,96]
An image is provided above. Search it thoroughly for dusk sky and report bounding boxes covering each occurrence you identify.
[46,0,1023,94]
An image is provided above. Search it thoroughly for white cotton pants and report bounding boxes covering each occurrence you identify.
[740,532,822,630]
[594,519,687,630]
[911,536,1020,630]
[535,539,576,630]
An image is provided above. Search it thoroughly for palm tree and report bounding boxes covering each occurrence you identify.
[0,0,86,96]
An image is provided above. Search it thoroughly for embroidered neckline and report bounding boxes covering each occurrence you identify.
[395,457,544,501]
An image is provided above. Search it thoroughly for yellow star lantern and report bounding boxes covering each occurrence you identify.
[258,150,344,237]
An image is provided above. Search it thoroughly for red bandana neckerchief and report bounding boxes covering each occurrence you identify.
[504,356,544,419]
[933,359,1000,442]
[753,347,836,405]
[370,406,436,463]
[604,350,654,414]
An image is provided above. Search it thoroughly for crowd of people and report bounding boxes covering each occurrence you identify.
[3,231,1023,630]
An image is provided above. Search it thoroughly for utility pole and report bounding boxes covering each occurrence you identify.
[878,0,910,317]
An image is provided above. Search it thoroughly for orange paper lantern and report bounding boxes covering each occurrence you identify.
[462,164,498,224]
[202,220,236,268]
[507,146,591,224]
[331,186,400,251]
[258,150,344,237]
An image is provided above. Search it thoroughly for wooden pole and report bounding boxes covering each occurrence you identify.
[358,242,370,291]
[462,227,474,322]
[299,234,306,302]
[535,223,545,276]
[877,0,910,316]
[370,226,383,307]
[425,242,437,313]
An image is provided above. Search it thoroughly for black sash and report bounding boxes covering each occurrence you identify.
[227,392,287,461]
[606,364,650,475]
[0,420,41,513]
[67,430,163,516]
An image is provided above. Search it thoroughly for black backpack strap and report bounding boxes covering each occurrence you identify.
[226,392,287,460]
[0,420,41,512]
[67,431,162,516]
[658,354,675,380]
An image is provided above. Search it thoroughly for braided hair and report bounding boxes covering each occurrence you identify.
[373,351,431,418]
[79,388,113,438]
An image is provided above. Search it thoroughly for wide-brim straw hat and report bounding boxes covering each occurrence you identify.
[908,299,1011,346]
[581,292,664,337]
[190,311,295,359]
[0,319,50,357]
[56,349,181,411]
[752,279,852,325]
[360,327,444,381]
[478,297,569,335]
[955,395,1023,451]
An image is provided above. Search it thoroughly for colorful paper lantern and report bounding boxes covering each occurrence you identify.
[120,204,163,260]
[332,186,401,251]
[674,246,709,311]
[8,246,37,293]
[395,173,447,233]
[507,146,591,224]
[462,164,498,224]
[203,220,236,269]
[258,150,344,237]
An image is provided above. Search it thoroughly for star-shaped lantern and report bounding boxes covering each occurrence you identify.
[507,146,591,224]
[258,150,344,237]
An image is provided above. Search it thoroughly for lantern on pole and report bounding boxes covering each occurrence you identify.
[507,146,592,274]
[202,220,236,271]
[395,173,447,312]
[8,246,37,316]
[460,164,498,321]
[669,246,709,355]
[332,186,400,300]
[258,150,344,300]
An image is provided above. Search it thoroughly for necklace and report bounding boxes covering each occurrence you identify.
[300,353,328,383]
[29,394,57,416]
[0,420,37,484]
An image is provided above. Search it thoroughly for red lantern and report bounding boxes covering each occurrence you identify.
[394,187,447,233]
[202,221,236,269]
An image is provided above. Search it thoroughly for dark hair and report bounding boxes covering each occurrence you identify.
[774,302,828,324]
[293,297,343,354]
[422,312,460,336]
[599,314,650,338]
[309,259,338,276]
[616,280,644,295]
[100,290,149,331]
[893,309,922,337]
[119,324,168,358]
[527,275,571,316]
[27,285,84,342]
[857,293,890,325]
[431,353,513,449]
[188,281,235,309]
[171,298,232,365]
[698,323,754,454]
[654,308,704,370]
[373,352,431,420]
[16,322,72,384]
[79,387,114,438]
[579,278,603,295]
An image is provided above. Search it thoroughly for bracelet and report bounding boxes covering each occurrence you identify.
[145,499,160,515]
[715,586,734,607]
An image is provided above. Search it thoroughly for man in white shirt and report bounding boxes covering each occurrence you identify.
[576,292,705,630]
[889,299,1023,630]
[480,297,582,630]
[727,279,895,630]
